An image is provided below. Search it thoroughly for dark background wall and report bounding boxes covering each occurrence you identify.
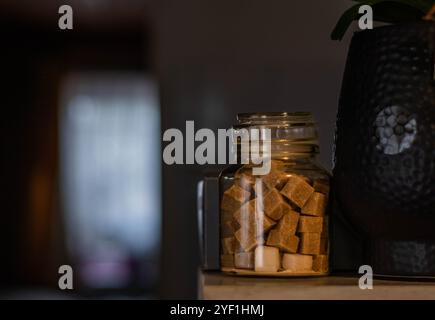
[149,0,356,298]
[0,0,150,291]
[0,0,360,299]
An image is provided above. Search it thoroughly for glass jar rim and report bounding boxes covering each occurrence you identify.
[237,112,315,125]
[232,111,319,157]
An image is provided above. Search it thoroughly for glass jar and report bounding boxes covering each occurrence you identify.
[219,112,330,276]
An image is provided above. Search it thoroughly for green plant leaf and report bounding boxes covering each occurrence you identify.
[331,3,364,41]
[351,0,434,11]
[331,0,434,41]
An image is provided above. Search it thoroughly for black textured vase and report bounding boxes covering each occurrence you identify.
[334,22,435,277]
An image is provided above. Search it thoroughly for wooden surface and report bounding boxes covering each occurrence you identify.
[200,272,435,300]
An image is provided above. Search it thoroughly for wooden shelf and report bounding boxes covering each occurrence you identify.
[200,272,435,300]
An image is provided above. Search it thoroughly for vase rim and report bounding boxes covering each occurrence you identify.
[353,20,435,37]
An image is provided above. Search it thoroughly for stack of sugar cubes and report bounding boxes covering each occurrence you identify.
[220,161,329,275]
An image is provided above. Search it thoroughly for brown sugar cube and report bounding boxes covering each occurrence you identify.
[275,176,289,190]
[233,199,256,223]
[233,199,276,233]
[221,254,235,268]
[235,252,255,269]
[221,209,239,237]
[276,210,300,235]
[234,239,245,253]
[299,233,321,255]
[287,200,300,212]
[234,210,274,252]
[254,246,281,272]
[282,174,312,187]
[301,192,327,216]
[282,254,313,272]
[221,218,240,237]
[280,175,314,208]
[320,236,328,254]
[221,208,237,233]
[266,229,299,253]
[233,199,276,252]
[231,218,241,231]
[263,189,293,220]
[234,228,258,252]
[248,211,277,235]
[235,173,256,192]
[255,160,287,189]
[312,255,328,273]
[221,237,236,254]
[221,185,251,213]
[234,225,267,252]
[221,221,233,237]
[221,210,233,222]
[257,212,276,232]
[252,180,285,199]
[313,179,330,195]
[297,216,324,233]
[261,171,285,190]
